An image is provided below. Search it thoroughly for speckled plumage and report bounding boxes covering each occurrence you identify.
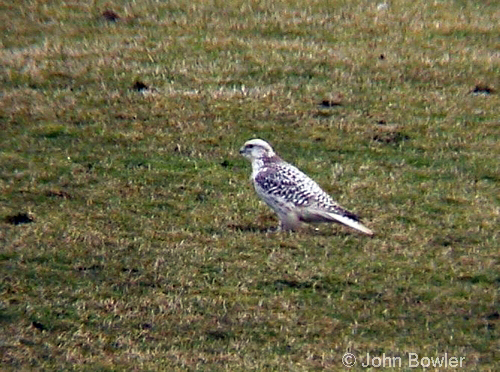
[239,139,373,235]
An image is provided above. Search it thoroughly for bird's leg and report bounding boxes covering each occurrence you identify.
[278,214,301,232]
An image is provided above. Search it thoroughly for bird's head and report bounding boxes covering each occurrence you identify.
[239,139,276,161]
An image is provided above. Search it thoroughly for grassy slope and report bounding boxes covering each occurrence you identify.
[1,0,498,370]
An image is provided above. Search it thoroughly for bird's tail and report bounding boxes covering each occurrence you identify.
[326,212,374,236]
[300,209,374,236]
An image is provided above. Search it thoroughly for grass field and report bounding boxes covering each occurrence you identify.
[1,0,499,370]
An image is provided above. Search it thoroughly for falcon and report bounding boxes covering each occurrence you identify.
[239,139,373,235]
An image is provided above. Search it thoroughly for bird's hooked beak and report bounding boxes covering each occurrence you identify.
[239,146,245,155]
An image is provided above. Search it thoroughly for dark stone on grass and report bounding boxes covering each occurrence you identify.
[121,267,139,273]
[376,119,387,125]
[320,99,342,108]
[19,339,36,346]
[485,311,499,320]
[32,321,47,331]
[109,342,121,350]
[5,213,34,225]
[359,291,384,301]
[77,264,103,271]
[470,84,495,95]
[372,132,410,144]
[102,10,120,22]
[46,190,72,199]
[220,160,230,168]
[206,329,232,341]
[379,54,385,60]
[132,81,148,91]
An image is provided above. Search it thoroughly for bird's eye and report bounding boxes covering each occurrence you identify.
[247,144,254,148]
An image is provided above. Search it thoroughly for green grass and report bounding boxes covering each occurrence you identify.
[1,0,499,370]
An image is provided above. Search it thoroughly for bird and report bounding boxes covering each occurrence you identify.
[239,139,373,236]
